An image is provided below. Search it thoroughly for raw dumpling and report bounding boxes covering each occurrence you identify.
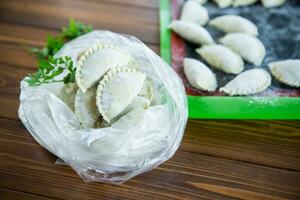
[196,44,244,74]
[180,1,209,25]
[111,107,146,130]
[126,96,151,112]
[183,58,217,91]
[121,79,154,116]
[268,59,300,87]
[261,0,286,8]
[102,78,153,124]
[209,15,258,36]
[169,20,214,45]
[233,0,258,7]
[213,0,233,8]
[107,96,150,125]
[76,43,135,93]
[220,68,271,96]
[57,83,77,111]
[74,85,99,128]
[96,66,146,122]
[138,78,153,104]
[220,33,266,66]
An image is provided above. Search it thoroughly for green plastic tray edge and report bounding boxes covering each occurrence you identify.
[159,0,300,119]
[188,96,300,119]
[160,0,172,64]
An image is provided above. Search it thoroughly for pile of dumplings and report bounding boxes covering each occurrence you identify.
[58,43,153,128]
[169,0,300,96]
[193,0,286,8]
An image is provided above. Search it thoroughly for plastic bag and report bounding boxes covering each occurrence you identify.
[18,30,188,184]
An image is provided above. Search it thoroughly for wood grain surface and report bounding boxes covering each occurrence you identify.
[0,0,299,199]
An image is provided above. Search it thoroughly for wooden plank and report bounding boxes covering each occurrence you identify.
[0,22,159,49]
[0,0,159,25]
[0,135,193,200]
[0,23,159,71]
[0,43,37,69]
[1,119,299,199]
[0,94,19,120]
[0,0,299,199]
[182,119,300,171]
[0,188,56,200]
[0,64,32,95]
[0,22,54,47]
[0,42,158,67]
[0,0,159,45]
[93,0,160,9]
[0,42,158,71]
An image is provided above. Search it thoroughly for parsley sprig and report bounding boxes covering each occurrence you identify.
[26,19,93,86]
[26,56,75,86]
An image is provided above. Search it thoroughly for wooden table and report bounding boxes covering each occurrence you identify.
[0,1,299,199]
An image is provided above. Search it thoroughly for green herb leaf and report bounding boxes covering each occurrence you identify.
[28,47,49,59]
[26,19,93,86]
[47,36,64,55]
[26,56,75,86]
[62,18,93,40]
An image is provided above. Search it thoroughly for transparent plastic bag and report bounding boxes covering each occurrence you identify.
[18,30,188,184]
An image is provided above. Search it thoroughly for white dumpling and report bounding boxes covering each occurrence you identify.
[213,0,233,8]
[268,59,300,87]
[74,85,99,128]
[111,107,146,130]
[220,68,271,96]
[196,44,244,74]
[76,43,135,93]
[220,33,266,66]
[107,95,151,125]
[261,0,286,8]
[57,83,77,111]
[209,15,258,36]
[183,58,217,91]
[169,20,214,45]
[96,66,146,122]
[121,79,154,116]
[233,0,258,7]
[138,78,153,103]
[119,96,150,121]
[180,1,209,25]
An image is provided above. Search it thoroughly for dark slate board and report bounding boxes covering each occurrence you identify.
[182,0,300,96]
